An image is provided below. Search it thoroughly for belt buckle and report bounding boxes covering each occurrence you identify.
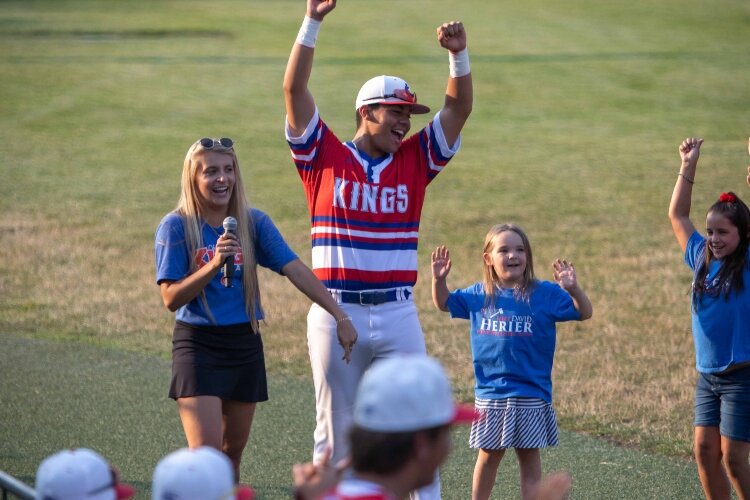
[359,291,386,306]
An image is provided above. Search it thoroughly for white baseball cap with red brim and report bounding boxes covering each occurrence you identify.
[35,448,135,500]
[355,75,431,115]
[354,355,478,433]
[152,447,254,500]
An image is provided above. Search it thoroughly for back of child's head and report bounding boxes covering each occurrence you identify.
[693,192,750,305]
[152,447,254,500]
[482,223,536,303]
[35,448,135,500]
[349,356,476,476]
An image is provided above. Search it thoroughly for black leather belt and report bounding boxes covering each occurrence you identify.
[339,289,400,305]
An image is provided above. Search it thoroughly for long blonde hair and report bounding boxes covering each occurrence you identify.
[175,140,262,330]
[482,223,536,306]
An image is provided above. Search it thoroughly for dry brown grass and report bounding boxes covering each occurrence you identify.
[0,208,698,457]
[415,243,697,456]
[0,210,171,350]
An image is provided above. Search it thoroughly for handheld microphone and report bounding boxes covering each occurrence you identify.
[222,216,238,288]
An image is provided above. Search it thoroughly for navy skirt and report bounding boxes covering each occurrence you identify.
[169,321,268,403]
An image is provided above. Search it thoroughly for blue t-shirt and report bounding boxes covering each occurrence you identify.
[446,281,580,402]
[684,230,750,373]
[154,208,298,326]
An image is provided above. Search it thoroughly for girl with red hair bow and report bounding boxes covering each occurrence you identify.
[668,137,750,499]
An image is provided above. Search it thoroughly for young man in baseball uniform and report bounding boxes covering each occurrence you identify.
[284,1,472,496]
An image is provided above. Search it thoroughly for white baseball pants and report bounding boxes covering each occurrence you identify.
[307,301,442,499]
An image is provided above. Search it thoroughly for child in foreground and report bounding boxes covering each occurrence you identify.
[431,224,592,500]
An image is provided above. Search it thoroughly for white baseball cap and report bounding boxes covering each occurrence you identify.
[354,356,477,433]
[152,447,254,500]
[35,448,135,500]
[355,75,431,114]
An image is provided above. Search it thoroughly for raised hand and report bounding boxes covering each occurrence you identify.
[292,446,349,500]
[431,245,452,280]
[552,259,578,291]
[437,21,467,53]
[307,0,336,21]
[679,137,703,169]
[534,472,573,500]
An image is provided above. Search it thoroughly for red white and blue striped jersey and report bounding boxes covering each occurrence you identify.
[286,108,460,292]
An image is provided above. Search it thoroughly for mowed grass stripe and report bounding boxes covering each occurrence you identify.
[0,335,701,499]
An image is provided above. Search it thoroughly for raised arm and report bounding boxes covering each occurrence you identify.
[437,21,473,148]
[668,137,702,252]
[431,245,452,312]
[283,0,336,136]
[552,259,593,321]
[292,447,349,500]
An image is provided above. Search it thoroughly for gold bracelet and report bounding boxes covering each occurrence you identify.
[678,173,694,184]
[336,316,352,324]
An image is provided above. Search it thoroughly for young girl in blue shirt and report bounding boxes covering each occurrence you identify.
[668,137,750,499]
[431,224,592,500]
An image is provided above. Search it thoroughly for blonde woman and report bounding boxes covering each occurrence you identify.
[155,138,357,481]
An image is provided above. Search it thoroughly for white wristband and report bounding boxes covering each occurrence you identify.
[449,48,470,78]
[296,16,321,48]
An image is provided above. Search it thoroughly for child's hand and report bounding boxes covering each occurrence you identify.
[552,259,578,291]
[292,446,349,500]
[679,137,703,168]
[431,245,452,279]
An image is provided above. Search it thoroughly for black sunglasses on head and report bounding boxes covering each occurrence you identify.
[199,137,234,149]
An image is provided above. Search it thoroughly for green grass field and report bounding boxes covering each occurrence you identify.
[1,0,750,497]
[0,334,702,499]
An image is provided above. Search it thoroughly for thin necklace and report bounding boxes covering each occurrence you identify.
[203,220,223,239]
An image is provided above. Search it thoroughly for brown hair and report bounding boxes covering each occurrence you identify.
[692,192,750,308]
[348,424,448,475]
